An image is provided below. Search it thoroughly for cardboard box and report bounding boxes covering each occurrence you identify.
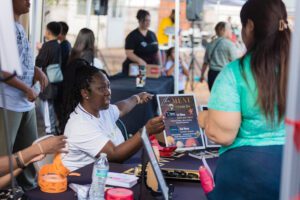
[146,64,161,79]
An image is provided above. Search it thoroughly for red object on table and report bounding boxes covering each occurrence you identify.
[149,135,177,157]
[105,188,134,200]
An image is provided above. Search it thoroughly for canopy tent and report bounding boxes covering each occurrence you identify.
[205,0,247,6]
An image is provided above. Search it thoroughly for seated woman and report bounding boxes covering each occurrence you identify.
[122,9,160,75]
[61,59,165,171]
[198,0,290,199]
[0,135,67,189]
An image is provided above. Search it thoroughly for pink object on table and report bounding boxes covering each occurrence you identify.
[105,188,134,200]
[199,166,214,194]
[149,135,177,157]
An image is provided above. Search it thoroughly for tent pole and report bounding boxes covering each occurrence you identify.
[280,0,300,199]
[174,0,180,94]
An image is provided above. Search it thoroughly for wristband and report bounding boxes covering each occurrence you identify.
[15,152,25,169]
[18,151,26,167]
[37,143,44,154]
[133,95,141,104]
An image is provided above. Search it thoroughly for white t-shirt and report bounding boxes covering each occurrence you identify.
[62,104,124,171]
[164,60,187,91]
[93,58,104,69]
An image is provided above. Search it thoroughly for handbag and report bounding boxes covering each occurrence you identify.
[46,47,63,83]
[46,63,63,83]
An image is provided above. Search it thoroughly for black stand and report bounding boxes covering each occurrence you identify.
[139,147,147,200]
[187,21,201,91]
[0,71,17,199]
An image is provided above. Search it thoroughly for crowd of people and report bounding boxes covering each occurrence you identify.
[0,0,292,199]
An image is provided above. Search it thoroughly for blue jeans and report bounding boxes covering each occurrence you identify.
[207,145,283,200]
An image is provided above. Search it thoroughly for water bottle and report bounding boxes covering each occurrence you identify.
[198,166,214,194]
[136,65,146,88]
[89,153,109,200]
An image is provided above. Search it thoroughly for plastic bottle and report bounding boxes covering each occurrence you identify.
[136,65,146,88]
[89,153,109,200]
[199,166,214,194]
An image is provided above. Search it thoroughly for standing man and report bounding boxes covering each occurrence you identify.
[200,22,237,91]
[57,21,72,131]
[58,21,71,72]
[0,0,48,190]
[35,21,61,135]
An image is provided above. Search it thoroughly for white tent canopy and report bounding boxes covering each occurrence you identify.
[206,0,246,6]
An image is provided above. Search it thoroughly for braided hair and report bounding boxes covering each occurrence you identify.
[60,59,100,132]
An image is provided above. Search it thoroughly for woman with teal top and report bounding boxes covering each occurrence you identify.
[198,0,290,199]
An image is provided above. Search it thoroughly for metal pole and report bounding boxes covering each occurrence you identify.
[216,0,221,22]
[174,0,180,94]
[280,0,300,199]
[86,0,92,28]
[30,0,43,57]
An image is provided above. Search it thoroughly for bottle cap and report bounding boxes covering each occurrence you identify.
[100,153,107,157]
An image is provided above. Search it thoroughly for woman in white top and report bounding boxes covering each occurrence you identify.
[164,47,189,94]
[61,59,165,171]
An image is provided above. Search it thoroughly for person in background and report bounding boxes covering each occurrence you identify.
[61,59,164,171]
[198,0,290,199]
[56,21,71,130]
[157,9,175,68]
[164,47,189,94]
[157,9,175,46]
[58,21,71,72]
[227,16,237,43]
[0,0,48,190]
[68,28,103,69]
[200,22,237,91]
[35,21,61,135]
[122,9,160,75]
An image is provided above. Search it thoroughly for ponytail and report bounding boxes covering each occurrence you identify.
[60,59,100,132]
[239,0,291,123]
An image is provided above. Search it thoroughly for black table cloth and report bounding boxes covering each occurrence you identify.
[25,152,217,200]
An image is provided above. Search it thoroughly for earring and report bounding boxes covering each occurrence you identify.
[86,96,89,100]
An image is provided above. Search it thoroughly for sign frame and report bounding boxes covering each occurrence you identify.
[157,94,205,151]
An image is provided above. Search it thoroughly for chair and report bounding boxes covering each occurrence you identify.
[116,119,130,140]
